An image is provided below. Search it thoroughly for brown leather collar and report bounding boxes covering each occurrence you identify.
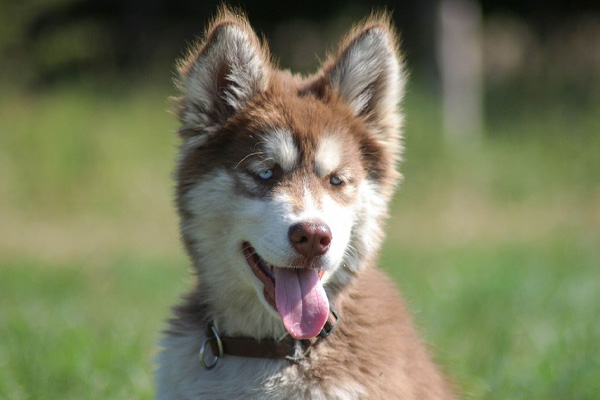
[199,307,339,370]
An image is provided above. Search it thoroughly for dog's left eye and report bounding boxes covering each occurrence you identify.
[257,169,274,180]
[330,176,343,186]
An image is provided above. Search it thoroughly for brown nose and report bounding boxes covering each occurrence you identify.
[288,222,332,259]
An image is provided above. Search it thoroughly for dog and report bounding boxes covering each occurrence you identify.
[155,8,455,400]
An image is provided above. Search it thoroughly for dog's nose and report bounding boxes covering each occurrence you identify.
[288,222,332,259]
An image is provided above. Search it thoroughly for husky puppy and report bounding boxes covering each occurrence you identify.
[156,8,455,400]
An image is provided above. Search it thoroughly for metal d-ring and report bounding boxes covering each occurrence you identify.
[199,322,223,370]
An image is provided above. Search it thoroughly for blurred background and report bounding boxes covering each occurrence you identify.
[1,0,599,398]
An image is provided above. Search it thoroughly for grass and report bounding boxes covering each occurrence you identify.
[1,82,599,399]
[383,237,600,399]
[0,256,188,400]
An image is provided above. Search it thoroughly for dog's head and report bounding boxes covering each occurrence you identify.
[174,9,405,339]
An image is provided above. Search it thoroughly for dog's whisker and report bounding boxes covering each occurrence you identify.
[235,151,265,169]
[253,141,266,151]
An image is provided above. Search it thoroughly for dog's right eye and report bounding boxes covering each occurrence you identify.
[257,169,274,180]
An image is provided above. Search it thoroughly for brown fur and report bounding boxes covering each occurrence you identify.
[305,267,453,398]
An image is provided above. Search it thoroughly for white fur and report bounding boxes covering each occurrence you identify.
[261,128,299,172]
[344,178,389,271]
[180,170,287,339]
[314,134,342,177]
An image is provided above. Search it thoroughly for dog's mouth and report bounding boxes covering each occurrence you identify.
[243,242,277,309]
[242,242,328,339]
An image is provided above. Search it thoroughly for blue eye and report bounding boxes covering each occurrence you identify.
[258,169,274,180]
[330,176,343,186]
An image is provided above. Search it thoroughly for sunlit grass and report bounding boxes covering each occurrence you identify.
[0,83,598,399]
[0,256,189,400]
[382,235,600,399]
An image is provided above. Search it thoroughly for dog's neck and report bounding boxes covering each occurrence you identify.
[192,269,350,342]
[194,281,287,340]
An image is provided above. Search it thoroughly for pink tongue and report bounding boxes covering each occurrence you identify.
[274,268,329,339]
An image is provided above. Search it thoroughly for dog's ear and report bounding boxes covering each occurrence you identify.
[315,16,405,147]
[175,10,270,141]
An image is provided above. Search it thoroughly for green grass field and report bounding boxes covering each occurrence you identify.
[1,83,599,399]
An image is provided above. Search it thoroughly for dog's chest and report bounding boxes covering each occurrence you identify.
[155,333,365,400]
